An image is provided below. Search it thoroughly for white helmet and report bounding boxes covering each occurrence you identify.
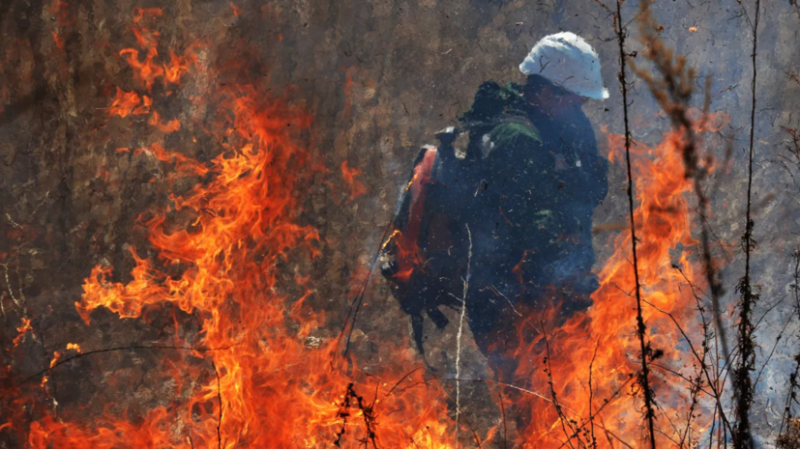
[519,32,609,100]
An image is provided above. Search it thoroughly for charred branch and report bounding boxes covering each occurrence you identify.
[642,296,733,437]
[499,389,508,449]
[335,382,381,449]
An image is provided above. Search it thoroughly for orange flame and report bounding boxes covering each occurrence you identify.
[119,8,199,92]
[108,88,142,118]
[341,161,366,200]
[12,9,455,448]
[48,352,61,369]
[508,114,729,448]
[51,31,65,50]
[148,111,181,133]
[12,317,33,347]
[3,7,736,449]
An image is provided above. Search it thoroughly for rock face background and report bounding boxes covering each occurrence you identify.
[1,0,799,447]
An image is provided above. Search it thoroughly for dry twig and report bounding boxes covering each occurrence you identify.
[588,339,600,449]
[454,224,472,447]
[334,383,381,448]
[779,250,800,441]
[542,322,581,449]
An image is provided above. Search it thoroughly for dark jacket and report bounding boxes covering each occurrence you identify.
[381,76,608,363]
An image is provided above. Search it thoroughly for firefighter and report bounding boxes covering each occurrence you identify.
[380,32,609,382]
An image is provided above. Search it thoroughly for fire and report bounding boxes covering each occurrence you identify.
[384,229,425,282]
[1,6,736,449]
[108,88,143,118]
[148,111,181,133]
[119,7,199,92]
[6,8,454,449]
[51,31,65,50]
[46,343,81,372]
[12,317,33,347]
[508,115,729,448]
[341,161,367,200]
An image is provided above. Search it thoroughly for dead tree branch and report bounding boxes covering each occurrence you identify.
[551,373,637,449]
[339,222,394,359]
[615,3,658,446]
[732,1,761,447]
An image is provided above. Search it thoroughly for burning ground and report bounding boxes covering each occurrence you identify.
[1,0,800,448]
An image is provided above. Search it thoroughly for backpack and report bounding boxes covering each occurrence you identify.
[379,143,466,354]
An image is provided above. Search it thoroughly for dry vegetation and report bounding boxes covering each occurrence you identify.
[0,0,798,447]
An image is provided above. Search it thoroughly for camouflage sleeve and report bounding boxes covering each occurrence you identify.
[490,122,542,147]
[482,122,556,184]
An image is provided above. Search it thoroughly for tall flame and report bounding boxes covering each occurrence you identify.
[12,8,454,449]
[508,115,729,448]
